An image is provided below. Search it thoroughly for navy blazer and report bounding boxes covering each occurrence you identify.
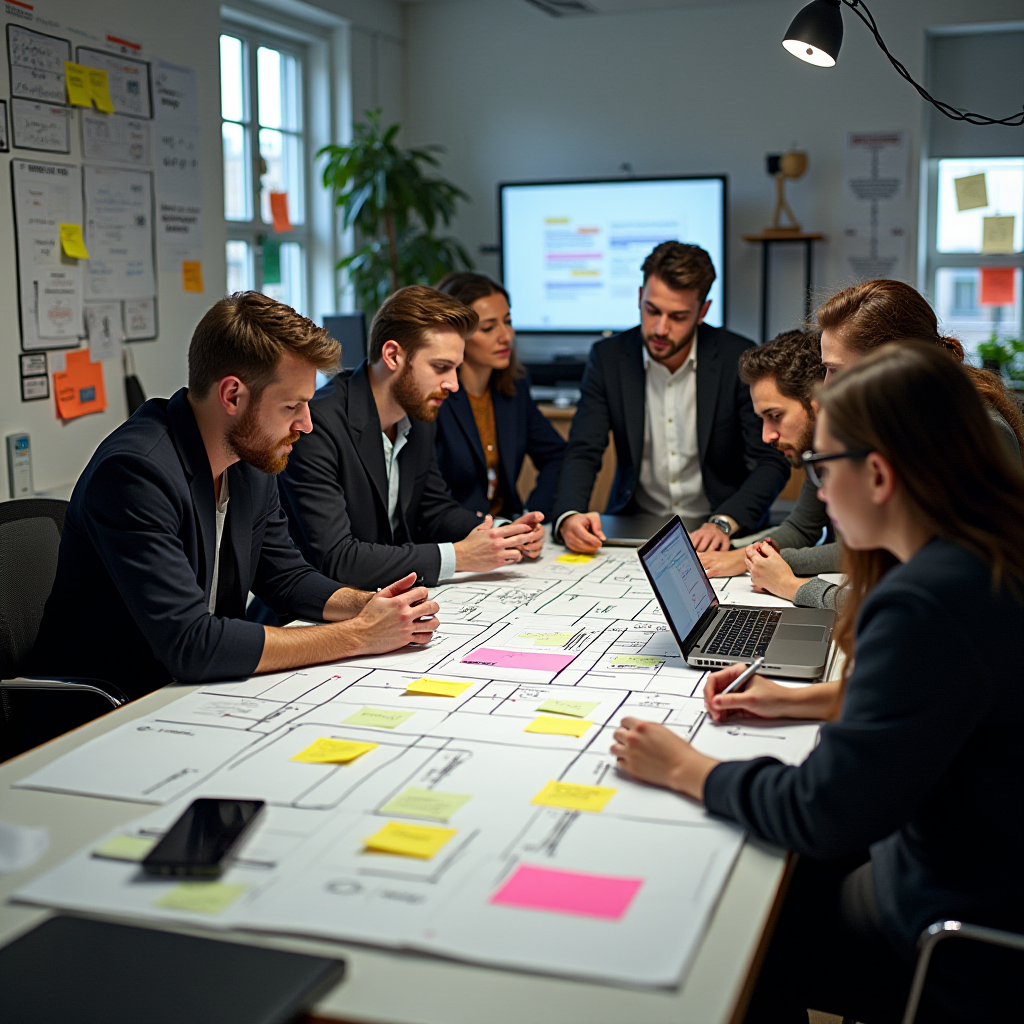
[434,374,567,520]
[551,325,789,533]
[278,363,481,590]
[30,389,338,698]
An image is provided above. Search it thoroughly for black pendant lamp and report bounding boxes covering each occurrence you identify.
[782,0,844,67]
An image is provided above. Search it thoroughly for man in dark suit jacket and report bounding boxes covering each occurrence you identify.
[279,286,545,590]
[553,243,789,554]
[31,293,440,699]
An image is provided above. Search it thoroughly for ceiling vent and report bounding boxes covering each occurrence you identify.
[524,0,597,16]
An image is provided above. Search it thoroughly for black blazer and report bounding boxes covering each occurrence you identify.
[705,538,1024,960]
[434,374,567,520]
[278,363,481,590]
[30,390,338,698]
[551,325,789,533]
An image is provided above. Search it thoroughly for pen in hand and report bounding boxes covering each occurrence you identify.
[719,656,766,696]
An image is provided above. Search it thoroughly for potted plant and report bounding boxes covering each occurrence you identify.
[977,333,1024,389]
[319,110,473,315]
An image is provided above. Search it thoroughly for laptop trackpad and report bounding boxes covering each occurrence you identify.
[776,624,827,643]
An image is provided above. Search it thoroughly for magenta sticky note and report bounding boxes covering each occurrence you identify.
[460,648,575,672]
[490,864,644,920]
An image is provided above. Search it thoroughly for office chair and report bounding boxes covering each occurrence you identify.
[0,498,127,759]
[902,919,1024,1024]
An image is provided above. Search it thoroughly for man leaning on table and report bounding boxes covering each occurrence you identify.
[29,292,440,700]
[552,242,789,554]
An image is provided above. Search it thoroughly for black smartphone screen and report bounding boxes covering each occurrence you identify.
[142,799,265,876]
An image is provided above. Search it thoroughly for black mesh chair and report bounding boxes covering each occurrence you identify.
[1,498,127,760]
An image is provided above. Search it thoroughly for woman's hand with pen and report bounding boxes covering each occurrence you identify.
[704,664,840,723]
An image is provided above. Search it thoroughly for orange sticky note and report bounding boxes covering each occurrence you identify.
[269,191,293,233]
[53,350,107,420]
[182,261,204,293]
[980,267,1015,306]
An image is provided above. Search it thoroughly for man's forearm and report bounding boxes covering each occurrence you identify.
[323,586,373,621]
[256,620,367,674]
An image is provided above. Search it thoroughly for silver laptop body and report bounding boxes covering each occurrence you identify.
[638,516,835,680]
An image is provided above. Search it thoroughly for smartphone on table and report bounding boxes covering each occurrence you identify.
[141,798,265,877]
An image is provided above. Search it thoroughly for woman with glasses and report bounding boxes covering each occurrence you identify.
[612,343,1024,1022]
[433,273,567,523]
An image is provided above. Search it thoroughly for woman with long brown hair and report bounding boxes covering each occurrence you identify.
[611,343,1024,1022]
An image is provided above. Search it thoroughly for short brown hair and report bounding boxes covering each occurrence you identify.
[641,242,716,301]
[188,292,340,400]
[368,285,479,363]
[738,329,825,411]
[434,272,523,398]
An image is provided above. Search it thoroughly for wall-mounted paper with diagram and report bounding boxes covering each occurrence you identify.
[76,48,152,118]
[85,302,123,360]
[7,26,70,105]
[982,216,1015,254]
[10,99,70,153]
[124,298,157,340]
[36,270,82,340]
[54,350,107,420]
[82,110,152,165]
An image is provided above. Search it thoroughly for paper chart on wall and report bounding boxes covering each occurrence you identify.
[6,25,70,106]
[75,47,152,118]
[12,159,85,351]
[9,98,71,153]
[81,109,152,165]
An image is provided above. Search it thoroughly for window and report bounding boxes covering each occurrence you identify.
[220,27,309,314]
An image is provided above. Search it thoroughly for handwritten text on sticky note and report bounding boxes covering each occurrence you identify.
[59,223,89,259]
[343,706,416,729]
[291,738,378,764]
[364,821,456,859]
[524,715,593,738]
[531,779,617,812]
[536,698,599,718]
[379,787,471,822]
[182,260,204,292]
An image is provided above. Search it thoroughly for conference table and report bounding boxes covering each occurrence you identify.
[0,541,834,1023]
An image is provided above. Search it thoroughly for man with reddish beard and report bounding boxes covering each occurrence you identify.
[31,292,440,701]
[280,286,545,590]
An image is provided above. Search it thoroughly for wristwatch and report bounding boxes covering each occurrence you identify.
[707,515,733,536]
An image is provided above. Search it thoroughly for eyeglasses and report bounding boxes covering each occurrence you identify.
[801,448,872,488]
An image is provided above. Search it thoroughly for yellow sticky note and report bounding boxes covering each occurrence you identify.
[291,737,378,764]
[87,67,115,113]
[404,677,472,698]
[557,553,594,564]
[92,834,156,862]
[953,173,988,212]
[524,714,593,737]
[182,260,204,293]
[532,779,617,813]
[154,881,248,914]
[982,216,1015,254]
[59,223,90,259]
[64,61,93,107]
[537,698,600,718]
[364,821,457,859]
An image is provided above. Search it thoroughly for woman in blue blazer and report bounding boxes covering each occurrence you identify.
[434,273,566,521]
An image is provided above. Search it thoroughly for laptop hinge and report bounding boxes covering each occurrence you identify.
[681,600,722,658]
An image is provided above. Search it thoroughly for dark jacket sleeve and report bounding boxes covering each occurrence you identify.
[83,453,266,683]
[523,388,568,520]
[703,583,988,860]
[407,442,484,549]
[552,345,612,522]
[711,365,790,532]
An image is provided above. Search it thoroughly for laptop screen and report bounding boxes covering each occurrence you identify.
[640,519,718,644]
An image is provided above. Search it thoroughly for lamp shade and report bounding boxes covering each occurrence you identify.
[782,0,844,67]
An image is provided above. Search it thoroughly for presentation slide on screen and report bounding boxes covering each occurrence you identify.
[502,179,725,332]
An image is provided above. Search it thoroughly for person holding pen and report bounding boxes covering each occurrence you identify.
[611,343,1024,1022]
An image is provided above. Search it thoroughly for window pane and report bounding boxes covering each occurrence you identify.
[937,158,1024,254]
[226,240,254,293]
[262,241,305,314]
[220,35,246,122]
[257,46,300,131]
[933,266,1022,353]
[259,128,304,225]
[222,122,252,221]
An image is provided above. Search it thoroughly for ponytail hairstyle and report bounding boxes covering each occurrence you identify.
[817,342,1024,681]
[816,279,1024,452]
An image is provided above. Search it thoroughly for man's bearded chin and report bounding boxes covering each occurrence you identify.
[643,321,697,364]
[392,362,446,422]
[773,418,816,468]
[227,401,300,475]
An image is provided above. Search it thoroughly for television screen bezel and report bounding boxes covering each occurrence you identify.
[497,173,729,334]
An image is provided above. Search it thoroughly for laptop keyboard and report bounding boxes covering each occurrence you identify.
[704,609,782,659]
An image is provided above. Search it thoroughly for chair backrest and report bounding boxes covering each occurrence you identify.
[0,499,68,679]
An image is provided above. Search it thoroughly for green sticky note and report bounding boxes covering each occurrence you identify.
[537,698,600,718]
[517,631,573,647]
[379,787,472,822]
[262,238,281,284]
[610,655,665,668]
[92,835,157,862]
[154,881,248,915]
[343,706,416,729]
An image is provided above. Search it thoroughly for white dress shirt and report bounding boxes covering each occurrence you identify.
[381,417,456,581]
[634,338,711,524]
[208,471,230,615]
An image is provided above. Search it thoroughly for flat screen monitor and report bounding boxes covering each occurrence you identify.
[499,176,726,332]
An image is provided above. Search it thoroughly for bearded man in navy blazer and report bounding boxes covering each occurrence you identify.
[553,242,789,554]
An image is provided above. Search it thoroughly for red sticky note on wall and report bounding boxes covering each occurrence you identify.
[979,267,1015,306]
[269,191,293,233]
[54,349,107,420]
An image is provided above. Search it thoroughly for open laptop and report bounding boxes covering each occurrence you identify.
[638,516,834,679]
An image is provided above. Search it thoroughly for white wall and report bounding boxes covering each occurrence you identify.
[402,0,1024,342]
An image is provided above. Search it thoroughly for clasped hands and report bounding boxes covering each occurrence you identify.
[699,536,803,602]
[454,511,545,571]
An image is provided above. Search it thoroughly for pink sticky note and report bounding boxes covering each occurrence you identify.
[460,648,575,672]
[490,864,643,920]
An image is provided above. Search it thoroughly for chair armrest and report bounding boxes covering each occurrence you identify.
[0,677,128,708]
